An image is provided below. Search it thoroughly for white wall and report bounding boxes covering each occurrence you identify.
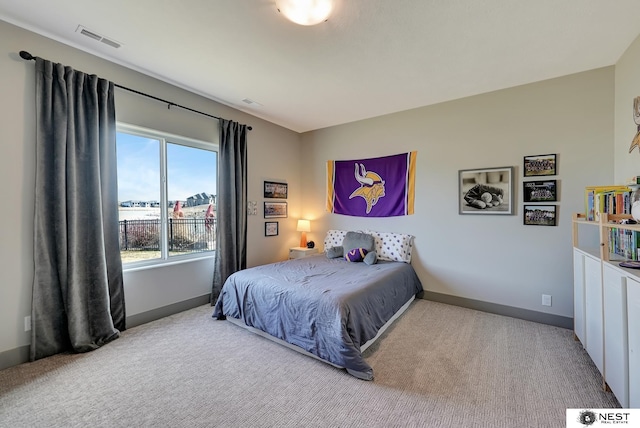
[0,20,302,357]
[615,33,640,184]
[302,68,615,319]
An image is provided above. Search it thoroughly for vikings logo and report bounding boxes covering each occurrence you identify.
[349,163,385,214]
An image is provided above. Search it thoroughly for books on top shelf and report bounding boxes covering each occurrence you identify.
[584,185,631,221]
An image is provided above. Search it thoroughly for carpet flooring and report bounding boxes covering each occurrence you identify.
[0,299,619,427]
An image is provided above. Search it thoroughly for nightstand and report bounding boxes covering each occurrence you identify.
[289,247,319,260]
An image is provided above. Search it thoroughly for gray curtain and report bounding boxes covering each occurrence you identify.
[31,58,125,361]
[211,119,248,300]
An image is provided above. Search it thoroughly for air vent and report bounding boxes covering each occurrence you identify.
[76,25,122,49]
[100,38,121,49]
[242,98,263,107]
[79,28,101,41]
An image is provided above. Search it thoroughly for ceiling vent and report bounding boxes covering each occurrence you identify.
[242,98,263,107]
[75,25,122,49]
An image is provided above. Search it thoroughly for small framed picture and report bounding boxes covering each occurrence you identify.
[523,154,556,177]
[523,180,558,202]
[265,221,278,236]
[264,181,288,199]
[264,201,287,218]
[458,166,514,215]
[524,205,557,226]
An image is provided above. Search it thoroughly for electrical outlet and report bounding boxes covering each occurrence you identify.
[542,294,552,307]
[24,316,31,331]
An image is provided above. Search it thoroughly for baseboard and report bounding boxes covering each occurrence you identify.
[126,294,211,328]
[421,291,573,329]
[0,294,211,371]
[0,345,30,371]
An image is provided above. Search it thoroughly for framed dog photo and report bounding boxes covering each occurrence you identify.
[523,154,556,177]
[523,180,557,202]
[265,221,278,237]
[523,205,557,226]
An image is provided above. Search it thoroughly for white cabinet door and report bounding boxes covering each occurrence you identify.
[602,264,629,407]
[584,254,604,374]
[573,249,586,345]
[628,277,640,408]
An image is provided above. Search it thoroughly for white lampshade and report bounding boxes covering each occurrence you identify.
[276,0,334,26]
[296,219,311,232]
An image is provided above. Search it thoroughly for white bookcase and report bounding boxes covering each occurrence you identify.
[627,276,640,408]
[572,213,639,407]
[583,250,604,374]
[602,263,629,407]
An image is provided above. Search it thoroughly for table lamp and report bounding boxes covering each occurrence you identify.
[297,219,311,248]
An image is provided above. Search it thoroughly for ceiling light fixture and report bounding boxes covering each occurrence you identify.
[276,0,334,26]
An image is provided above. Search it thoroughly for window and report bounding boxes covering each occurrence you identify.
[116,123,217,266]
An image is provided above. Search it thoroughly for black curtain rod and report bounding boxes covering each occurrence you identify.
[19,50,252,131]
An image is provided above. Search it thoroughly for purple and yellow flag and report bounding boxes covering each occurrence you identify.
[327,152,416,217]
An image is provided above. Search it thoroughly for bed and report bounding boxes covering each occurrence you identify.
[212,229,423,380]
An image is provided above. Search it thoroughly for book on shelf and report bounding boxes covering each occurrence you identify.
[584,185,631,221]
[609,227,640,261]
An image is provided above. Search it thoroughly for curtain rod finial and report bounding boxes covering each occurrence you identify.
[19,51,35,61]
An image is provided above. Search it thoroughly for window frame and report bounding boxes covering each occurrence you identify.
[116,122,218,270]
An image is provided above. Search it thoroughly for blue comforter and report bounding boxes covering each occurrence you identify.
[212,255,423,380]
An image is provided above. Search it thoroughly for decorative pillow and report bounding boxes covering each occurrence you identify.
[323,229,348,250]
[364,230,414,263]
[363,251,377,266]
[342,231,375,253]
[326,246,344,259]
[345,248,368,262]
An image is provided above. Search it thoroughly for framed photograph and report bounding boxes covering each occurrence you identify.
[265,221,278,236]
[523,154,556,177]
[523,180,558,202]
[459,166,514,215]
[264,181,288,199]
[524,205,557,226]
[264,201,287,218]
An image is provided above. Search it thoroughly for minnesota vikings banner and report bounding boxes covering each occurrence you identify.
[327,152,416,217]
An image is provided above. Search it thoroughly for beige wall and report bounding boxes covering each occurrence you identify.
[0,20,301,356]
[615,33,640,183]
[2,17,634,361]
[302,67,615,319]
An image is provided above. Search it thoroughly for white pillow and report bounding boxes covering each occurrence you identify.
[364,230,414,263]
[323,229,348,250]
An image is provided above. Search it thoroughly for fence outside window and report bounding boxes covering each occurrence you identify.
[119,218,216,255]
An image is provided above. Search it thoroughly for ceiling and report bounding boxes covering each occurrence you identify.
[2,1,640,133]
